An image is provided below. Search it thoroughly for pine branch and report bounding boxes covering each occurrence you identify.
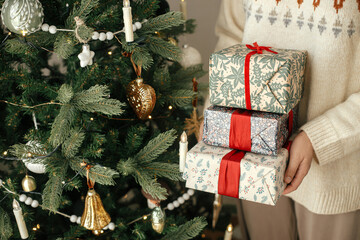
[168,90,195,108]
[140,12,185,33]
[57,84,74,104]
[162,217,207,240]
[146,36,182,62]
[49,105,76,147]
[172,64,207,83]
[135,129,177,163]
[54,33,76,59]
[133,0,159,19]
[124,125,148,155]
[66,0,100,27]
[134,172,168,201]
[0,207,13,240]
[142,162,182,181]
[132,47,154,70]
[62,225,87,239]
[5,39,34,56]
[62,128,85,158]
[72,85,125,116]
[152,67,171,91]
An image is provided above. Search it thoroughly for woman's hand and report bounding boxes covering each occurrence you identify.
[283,131,314,195]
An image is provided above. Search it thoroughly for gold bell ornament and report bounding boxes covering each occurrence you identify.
[80,163,111,231]
[21,175,37,192]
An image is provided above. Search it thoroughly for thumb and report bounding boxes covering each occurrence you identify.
[284,155,301,184]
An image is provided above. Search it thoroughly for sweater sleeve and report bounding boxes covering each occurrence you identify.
[300,92,360,166]
[214,0,246,51]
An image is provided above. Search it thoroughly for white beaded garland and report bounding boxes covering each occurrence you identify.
[167,203,174,211]
[25,197,33,205]
[108,222,115,231]
[49,25,57,34]
[99,32,107,41]
[183,193,190,200]
[19,194,27,202]
[92,31,100,40]
[134,22,142,30]
[76,217,81,224]
[187,189,195,196]
[173,200,180,208]
[106,32,114,40]
[132,24,137,32]
[103,225,109,230]
[177,197,185,204]
[31,200,39,208]
[41,23,49,32]
[70,215,77,223]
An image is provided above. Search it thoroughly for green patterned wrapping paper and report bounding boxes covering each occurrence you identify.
[209,44,307,114]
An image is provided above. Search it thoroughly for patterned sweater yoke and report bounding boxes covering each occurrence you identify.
[214,0,360,214]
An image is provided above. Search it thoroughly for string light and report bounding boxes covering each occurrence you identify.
[90,117,94,121]
[37,224,40,229]
[148,115,152,119]
[26,153,32,158]
[3,151,8,156]
[21,30,27,37]
[142,215,148,220]
[168,105,173,110]
[32,227,37,231]
[108,51,113,55]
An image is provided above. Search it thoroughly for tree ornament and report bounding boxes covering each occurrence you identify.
[21,174,36,192]
[13,199,29,239]
[180,44,202,69]
[212,194,222,228]
[80,164,111,231]
[78,44,95,68]
[1,0,44,35]
[126,78,156,120]
[151,206,166,234]
[92,229,104,236]
[22,141,46,174]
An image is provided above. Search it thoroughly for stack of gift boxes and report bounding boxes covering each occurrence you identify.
[182,43,307,206]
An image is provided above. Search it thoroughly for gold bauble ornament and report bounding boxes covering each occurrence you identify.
[168,37,177,46]
[126,78,156,120]
[151,206,166,234]
[21,175,36,192]
[80,189,111,231]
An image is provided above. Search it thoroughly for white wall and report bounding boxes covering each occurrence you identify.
[168,0,221,83]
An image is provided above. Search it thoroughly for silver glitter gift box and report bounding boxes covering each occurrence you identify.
[203,105,292,156]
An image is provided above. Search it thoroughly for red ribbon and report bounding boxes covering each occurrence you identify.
[218,150,245,198]
[244,42,278,110]
[229,109,252,152]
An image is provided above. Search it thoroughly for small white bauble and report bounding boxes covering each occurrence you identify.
[76,217,81,224]
[31,200,39,208]
[41,23,49,32]
[134,22,142,30]
[1,0,44,34]
[70,215,77,223]
[99,32,106,41]
[167,203,174,211]
[178,197,185,204]
[92,31,100,40]
[173,200,180,208]
[22,141,47,174]
[187,189,195,196]
[132,24,136,32]
[179,45,202,69]
[78,44,95,68]
[103,225,109,230]
[183,193,190,200]
[108,222,115,231]
[49,25,57,34]
[19,194,27,202]
[25,197,33,205]
[106,32,114,40]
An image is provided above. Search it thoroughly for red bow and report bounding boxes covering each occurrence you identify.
[246,42,278,54]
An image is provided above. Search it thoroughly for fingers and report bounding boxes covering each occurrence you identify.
[284,154,301,184]
[283,161,310,195]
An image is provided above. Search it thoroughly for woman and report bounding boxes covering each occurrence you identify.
[214,1,360,239]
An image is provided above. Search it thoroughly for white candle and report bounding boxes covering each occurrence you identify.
[180,0,188,20]
[179,131,188,172]
[224,224,233,240]
[123,0,134,42]
[13,199,29,239]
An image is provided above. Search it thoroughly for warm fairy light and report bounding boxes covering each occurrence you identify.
[148,115,152,119]
[108,51,113,55]
[26,153,32,158]
[36,224,40,229]
[21,30,27,37]
[201,233,206,238]
[90,117,94,121]
[227,224,233,232]
[168,105,173,110]
[3,151,8,156]
[32,227,37,231]
[143,215,148,220]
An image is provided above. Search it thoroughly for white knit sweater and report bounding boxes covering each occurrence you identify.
[214,0,360,214]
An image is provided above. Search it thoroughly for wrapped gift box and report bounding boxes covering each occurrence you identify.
[183,141,289,206]
[203,105,292,156]
[209,43,307,114]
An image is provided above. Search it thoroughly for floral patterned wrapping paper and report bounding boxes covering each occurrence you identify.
[183,141,288,206]
[209,44,307,114]
[203,105,290,156]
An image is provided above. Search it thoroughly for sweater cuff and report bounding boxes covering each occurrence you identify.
[300,116,344,166]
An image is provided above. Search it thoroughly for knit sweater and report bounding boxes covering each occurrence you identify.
[214,0,360,215]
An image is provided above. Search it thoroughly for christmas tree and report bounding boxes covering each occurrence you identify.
[0,0,208,239]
